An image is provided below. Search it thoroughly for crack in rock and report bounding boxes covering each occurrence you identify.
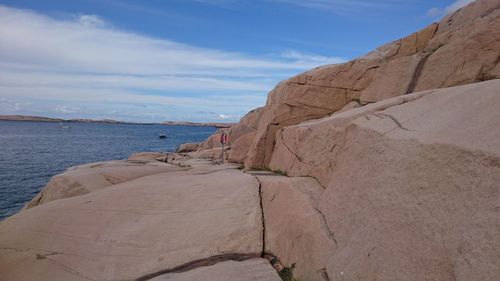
[134,253,261,281]
[42,255,97,281]
[313,206,338,247]
[319,268,331,281]
[254,176,267,257]
[373,113,411,131]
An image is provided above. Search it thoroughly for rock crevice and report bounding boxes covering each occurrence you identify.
[135,253,261,281]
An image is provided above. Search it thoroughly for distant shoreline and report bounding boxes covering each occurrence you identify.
[0,115,234,128]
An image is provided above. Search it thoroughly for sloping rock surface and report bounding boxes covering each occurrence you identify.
[0,159,263,281]
[23,159,184,209]
[128,152,168,162]
[266,79,500,281]
[150,258,282,281]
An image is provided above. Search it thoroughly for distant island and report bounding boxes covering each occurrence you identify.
[0,115,144,124]
[161,121,234,128]
[0,115,234,128]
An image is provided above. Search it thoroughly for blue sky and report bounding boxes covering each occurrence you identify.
[0,0,474,122]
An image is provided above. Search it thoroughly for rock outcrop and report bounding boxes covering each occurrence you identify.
[197,0,500,169]
[1,1,499,281]
[23,158,183,209]
[0,158,268,281]
[266,79,500,281]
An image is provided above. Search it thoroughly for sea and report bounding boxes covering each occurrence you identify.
[0,120,218,220]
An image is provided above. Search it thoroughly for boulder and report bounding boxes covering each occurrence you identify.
[0,163,263,281]
[176,142,200,153]
[268,79,500,281]
[23,160,183,209]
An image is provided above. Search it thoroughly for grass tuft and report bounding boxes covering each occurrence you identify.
[278,265,297,281]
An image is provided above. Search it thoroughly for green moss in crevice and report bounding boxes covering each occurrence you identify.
[272,169,288,177]
[278,266,297,281]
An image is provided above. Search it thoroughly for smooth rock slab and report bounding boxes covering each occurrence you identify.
[128,152,168,162]
[257,174,335,281]
[24,159,184,209]
[0,164,263,281]
[268,79,500,281]
[150,258,282,281]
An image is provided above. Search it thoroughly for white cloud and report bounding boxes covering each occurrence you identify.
[426,0,475,18]
[217,113,238,120]
[55,105,80,114]
[426,7,442,18]
[13,102,30,112]
[280,50,345,66]
[445,0,475,13]
[0,5,346,122]
[78,15,105,28]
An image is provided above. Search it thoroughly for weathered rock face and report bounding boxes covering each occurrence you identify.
[0,159,264,281]
[225,107,264,162]
[24,159,183,209]
[230,107,264,142]
[266,79,500,281]
[224,0,500,168]
[184,108,265,162]
[228,131,256,163]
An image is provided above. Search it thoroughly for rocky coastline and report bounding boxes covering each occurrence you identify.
[0,115,234,128]
[1,1,499,280]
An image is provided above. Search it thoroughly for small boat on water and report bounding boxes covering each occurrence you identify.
[59,122,71,129]
[159,134,167,139]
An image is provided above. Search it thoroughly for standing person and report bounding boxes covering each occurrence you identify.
[220,132,228,164]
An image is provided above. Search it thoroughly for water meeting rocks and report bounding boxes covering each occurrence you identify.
[0,160,265,281]
[1,1,500,280]
[23,159,183,209]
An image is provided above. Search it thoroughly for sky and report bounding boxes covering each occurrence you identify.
[0,0,474,123]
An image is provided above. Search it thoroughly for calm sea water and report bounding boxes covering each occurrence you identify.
[0,121,217,220]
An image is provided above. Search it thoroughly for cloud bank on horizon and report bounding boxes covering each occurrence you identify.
[0,5,345,122]
[0,0,472,123]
